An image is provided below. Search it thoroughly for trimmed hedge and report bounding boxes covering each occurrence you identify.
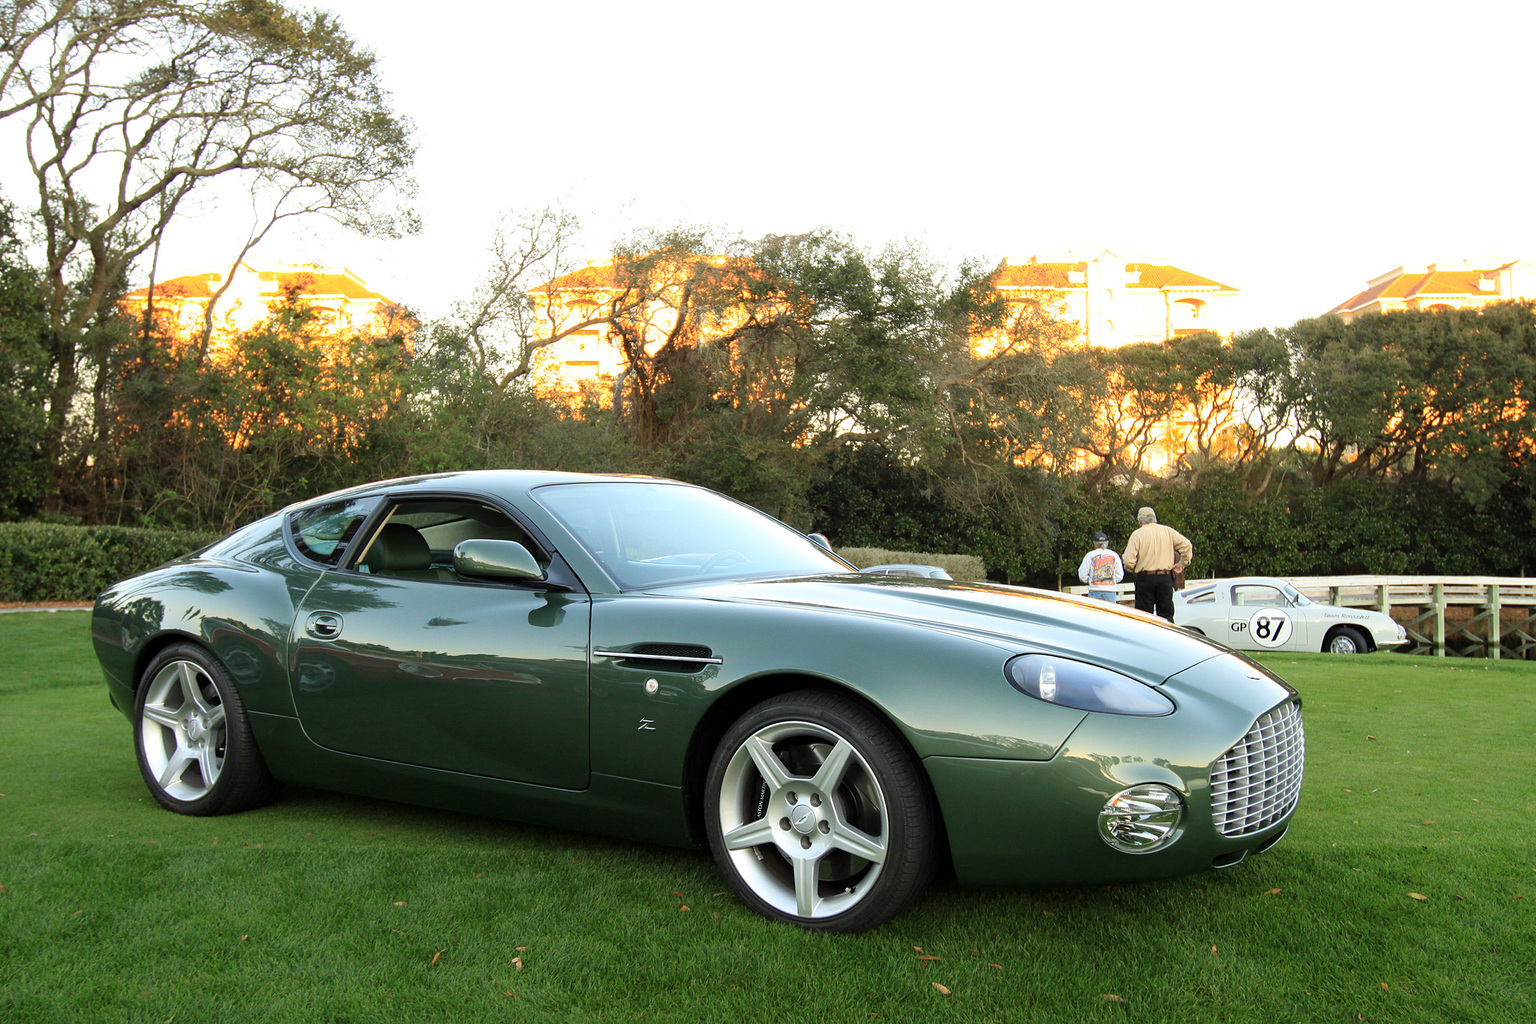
[837,547,987,582]
[0,523,221,603]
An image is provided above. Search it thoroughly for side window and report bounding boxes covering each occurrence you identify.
[287,497,377,567]
[351,498,546,581]
[1231,585,1286,608]
[1186,590,1214,605]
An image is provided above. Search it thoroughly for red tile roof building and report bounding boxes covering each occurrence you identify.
[124,262,409,344]
[992,250,1240,349]
[1326,259,1533,322]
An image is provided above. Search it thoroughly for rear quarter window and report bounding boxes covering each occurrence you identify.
[287,497,379,567]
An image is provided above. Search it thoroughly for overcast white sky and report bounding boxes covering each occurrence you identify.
[20,0,1536,330]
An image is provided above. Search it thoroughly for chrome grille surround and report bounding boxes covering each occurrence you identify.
[1211,700,1305,837]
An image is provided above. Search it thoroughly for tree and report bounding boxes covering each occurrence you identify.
[1,0,416,498]
[1281,304,1536,498]
[89,289,412,529]
[0,195,50,516]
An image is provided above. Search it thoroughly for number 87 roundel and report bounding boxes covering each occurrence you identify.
[1247,608,1293,648]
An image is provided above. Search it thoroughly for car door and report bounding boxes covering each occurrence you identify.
[289,495,592,789]
[1227,583,1310,652]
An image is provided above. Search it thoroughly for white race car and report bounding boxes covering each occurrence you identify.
[1174,576,1409,654]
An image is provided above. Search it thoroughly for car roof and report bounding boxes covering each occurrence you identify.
[284,469,685,511]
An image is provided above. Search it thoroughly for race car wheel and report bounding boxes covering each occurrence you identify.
[1326,626,1369,655]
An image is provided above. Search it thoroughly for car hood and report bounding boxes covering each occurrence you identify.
[663,574,1230,685]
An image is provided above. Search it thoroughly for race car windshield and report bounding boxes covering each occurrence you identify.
[534,481,852,589]
[1281,583,1312,606]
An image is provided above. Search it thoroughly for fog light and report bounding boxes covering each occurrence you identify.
[1098,784,1185,854]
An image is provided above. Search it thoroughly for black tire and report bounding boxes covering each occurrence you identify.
[1326,626,1369,655]
[134,643,281,816]
[703,689,936,932]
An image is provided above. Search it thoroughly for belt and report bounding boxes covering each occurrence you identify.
[1138,569,1173,575]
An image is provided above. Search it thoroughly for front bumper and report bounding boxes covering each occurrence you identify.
[929,656,1302,887]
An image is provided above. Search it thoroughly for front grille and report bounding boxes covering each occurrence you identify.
[1211,700,1305,836]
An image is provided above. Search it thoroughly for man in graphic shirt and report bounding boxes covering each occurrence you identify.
[1078,532,1124,603]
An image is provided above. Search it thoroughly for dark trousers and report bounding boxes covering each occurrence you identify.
[1134,572,1175,622]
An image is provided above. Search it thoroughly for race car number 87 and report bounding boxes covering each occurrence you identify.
[1247,608,1292,648]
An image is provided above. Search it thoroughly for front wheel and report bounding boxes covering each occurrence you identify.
[134,643,280,816]
[704,690,936,932]
[1326,626,1369,655]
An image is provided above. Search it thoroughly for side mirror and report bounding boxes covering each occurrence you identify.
[806,532,832,551]
[453,539,544,581]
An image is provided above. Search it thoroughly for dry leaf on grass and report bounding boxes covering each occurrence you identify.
[1266,888,1282,895]
[931,983,951,995]
[988,964,1003,970]
[1102,994,1124,1003]
[916,955,942,962]
[1408,892,1429,901]
[430,948,445,966]
[512,956,523,971]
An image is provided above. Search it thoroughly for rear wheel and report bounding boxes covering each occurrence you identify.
[134,643,280,815]
[1326,626,1369,655]
[704,690,936,932]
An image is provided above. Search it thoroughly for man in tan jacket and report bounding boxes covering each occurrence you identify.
[1121,506,1192,622]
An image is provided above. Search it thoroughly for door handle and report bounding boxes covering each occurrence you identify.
[306,611,344,640]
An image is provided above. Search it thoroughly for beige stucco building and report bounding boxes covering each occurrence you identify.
[992,250,1240,348]
[124,262,409,343]
[1326,258,1534,322]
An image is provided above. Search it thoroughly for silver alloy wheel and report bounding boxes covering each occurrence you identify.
[715,719,888,921]
[1328,630,1363,654]
[138,659,227,801]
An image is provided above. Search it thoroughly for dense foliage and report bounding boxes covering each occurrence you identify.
[2,183,1534,585]
[0,522,219,602]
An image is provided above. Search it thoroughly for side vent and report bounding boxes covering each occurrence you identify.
[611,643,718,673]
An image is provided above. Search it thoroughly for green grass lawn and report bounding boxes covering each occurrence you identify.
[2,612,1533,1023]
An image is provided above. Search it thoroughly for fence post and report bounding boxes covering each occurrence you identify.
[1376,584,1389,614]
[1432,583,1445,657]
[1488,583,1502,661]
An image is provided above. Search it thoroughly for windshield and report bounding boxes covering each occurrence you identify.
[1281,583,1313,606]
[534,481,851,588]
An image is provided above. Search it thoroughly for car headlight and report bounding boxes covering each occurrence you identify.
[1098,783,1185,853]
[1004,655,1174,716]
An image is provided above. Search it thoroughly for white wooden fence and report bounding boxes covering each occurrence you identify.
[1065,575,1536,659]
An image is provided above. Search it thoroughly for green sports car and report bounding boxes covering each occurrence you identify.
[92,470,1305,932]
